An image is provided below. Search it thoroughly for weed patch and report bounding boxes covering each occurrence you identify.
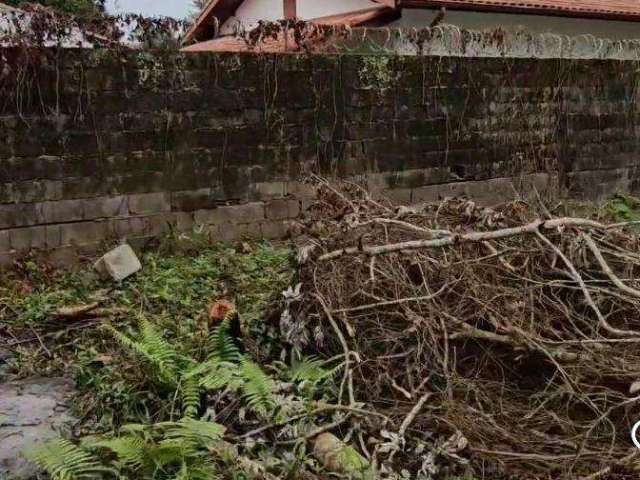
[1,241,295,432]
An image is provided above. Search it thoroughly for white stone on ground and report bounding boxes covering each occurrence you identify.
[94,244,142,281]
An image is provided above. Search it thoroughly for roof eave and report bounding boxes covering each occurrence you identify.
[184,3,400,46]
[183,0,244,45]
[311,6,400,27]
[181,6,400,53]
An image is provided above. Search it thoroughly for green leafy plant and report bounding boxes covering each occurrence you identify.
[4,0,104,15]
[28,316,280,480]
[30,418,226,480]
[28,308,341,480]
[607,194,640,222]
[26,439,116,480]
[278,353,336,400]
[238,358,276,417]
[287,355,333,385]
[108,318,181,388]
[107,315,277,420]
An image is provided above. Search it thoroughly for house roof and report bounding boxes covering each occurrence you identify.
[184,0,242,44]
[399,0,640,22]
[183,0,640,50]
[184,1,401,44]
[182,6,399,52]
[186,0,640,44]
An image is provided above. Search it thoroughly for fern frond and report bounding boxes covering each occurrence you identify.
[26,438,115,480]
[170,461,220,480]
[174,462,190,480]
[181,376,202,419]
[107,318,179,386]
[139,318,180,375]
[88,436,147,470]
[199,368,239,392]
[159,418,225,450]
[200,362,242,391]
[183,462,221,480]
[289,356,334,384]
[239,358,275,417]
[186,358,239,391]
[207,320,241,363]
[145,442,185,469]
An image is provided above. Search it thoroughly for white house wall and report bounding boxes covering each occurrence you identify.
[220,0,283,35]
[220,0,378,35]
[296,0,378,20]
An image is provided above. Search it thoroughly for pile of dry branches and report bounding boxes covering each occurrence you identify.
[293,181,640,479]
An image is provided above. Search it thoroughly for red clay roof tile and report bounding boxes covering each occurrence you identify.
[400,0,640,21]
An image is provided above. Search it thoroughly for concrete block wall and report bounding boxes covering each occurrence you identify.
[0,50,638,265]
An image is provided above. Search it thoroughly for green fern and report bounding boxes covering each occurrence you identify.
[30,303,283,480]
[175,463,190,480]
[181,376,201,419]
[87,436,147,470]
[179,462,221,480]
[107,318,180,386]
[159,418,225,449]
[207,320,241,363]
[239,358,276,417]
[288,356,334,384]
[171,461,220,480]
[145,441,185,469]
[76,420,223,478]
[187,358,239,391]
[107,316,279,421]
[26,439,116,480]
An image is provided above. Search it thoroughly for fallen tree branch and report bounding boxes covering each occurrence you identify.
[536,230,640,338]
[583,233,640,300]
[359,218,451,238]
[316,294,357,406]
[319,218,610,261]
[55,302,100,319]
[398,392,432,438]
[295,186,640,476]
[6,319,107,347]
[332,283,449,314]
[579,449,640,480]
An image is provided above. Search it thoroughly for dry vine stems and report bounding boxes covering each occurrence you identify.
[293,180,640,479]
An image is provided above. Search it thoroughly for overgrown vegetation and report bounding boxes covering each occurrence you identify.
[1,238,366,479]
[4,0,104,15]
[607,193,640,223]
[4,191,640,480]
[26,310,315,480]
[1,241,295,426]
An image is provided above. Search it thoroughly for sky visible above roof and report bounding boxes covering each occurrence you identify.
[105,0,192,18]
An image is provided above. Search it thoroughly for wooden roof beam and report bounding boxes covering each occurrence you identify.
[373,0,398,7]
[183,0,244,45]
[284,0,297,20]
